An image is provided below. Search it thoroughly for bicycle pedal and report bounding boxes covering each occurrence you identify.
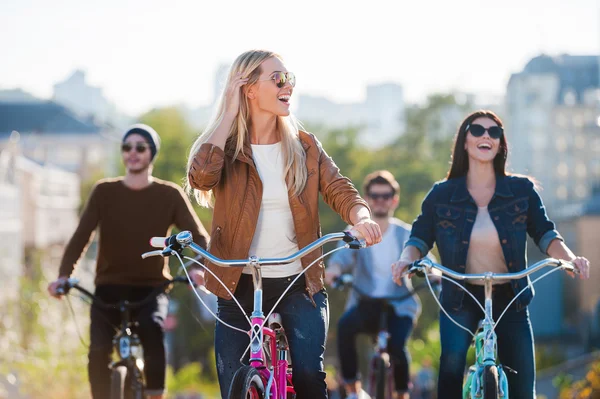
[268,313,283,330]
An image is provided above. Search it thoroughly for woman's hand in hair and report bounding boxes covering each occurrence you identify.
[224,73,249,118]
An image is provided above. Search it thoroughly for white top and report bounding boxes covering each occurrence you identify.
[370,223,401,297]
[466,206,509,285]
[244,143,303,277]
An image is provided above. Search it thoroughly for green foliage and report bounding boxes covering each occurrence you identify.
[0,249,91,399]
[166,362,220,398]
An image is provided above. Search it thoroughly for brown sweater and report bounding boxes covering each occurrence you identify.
[58,177,209,286]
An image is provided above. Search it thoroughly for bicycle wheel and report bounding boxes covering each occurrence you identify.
[228,366,265,399]
[111,365,127,399]
[482,365,499,399]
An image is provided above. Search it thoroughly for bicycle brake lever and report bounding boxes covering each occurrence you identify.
[343,230,365,249]
[407,262,425,278]
[141,250,165,259]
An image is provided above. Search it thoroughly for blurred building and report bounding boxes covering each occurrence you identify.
[0,131,80,256]
[506,54,600,344]
[296,83,405,147]
[553,188,600,350]
[506,54,600,211]
[0,135,82,362]
[0,101,120,179]
[0,135,23,301]
[53,69,131,128]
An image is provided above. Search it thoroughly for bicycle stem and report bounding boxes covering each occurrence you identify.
[482,275,495,363]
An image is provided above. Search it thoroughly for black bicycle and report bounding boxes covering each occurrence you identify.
[333,274,440,399]
[57,276,189,399]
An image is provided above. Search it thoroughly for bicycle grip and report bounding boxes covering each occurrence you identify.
[149,237,168,248]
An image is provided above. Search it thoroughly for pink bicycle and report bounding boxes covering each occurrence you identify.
[143,230,364,399]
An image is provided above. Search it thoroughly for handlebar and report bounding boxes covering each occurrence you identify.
[143,230,366,266]
[56,276,190,310]
[405,257,578,281]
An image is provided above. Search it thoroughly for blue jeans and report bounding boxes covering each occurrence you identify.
[438,283,535,399]
[215,274,329,399]
[337,300,413,392]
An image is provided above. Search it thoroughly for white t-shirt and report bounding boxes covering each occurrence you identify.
[370,223,401,297]
[244,143,303,277]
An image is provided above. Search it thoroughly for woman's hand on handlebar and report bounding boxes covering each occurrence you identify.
[350,218,382,247]
[391,259,412,286]
[392,245,423,286]
[571,256,590,279]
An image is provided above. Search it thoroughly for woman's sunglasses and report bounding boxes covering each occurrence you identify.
[466,124,504,139]
[260,71,296,88]
[121,143,149,153]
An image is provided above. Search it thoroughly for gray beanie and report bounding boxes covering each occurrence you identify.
[122,123,161,161]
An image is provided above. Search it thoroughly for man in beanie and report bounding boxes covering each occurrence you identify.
[47,123,210,399]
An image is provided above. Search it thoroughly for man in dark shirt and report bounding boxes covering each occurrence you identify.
[48,124,209,399]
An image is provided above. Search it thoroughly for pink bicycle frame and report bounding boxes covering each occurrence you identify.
[247,262,296,399]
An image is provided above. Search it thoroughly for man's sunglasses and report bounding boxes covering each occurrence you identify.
[466,124,504,139]
[121,143,150,153]
[368,192,394,201]
[260,71,296,88]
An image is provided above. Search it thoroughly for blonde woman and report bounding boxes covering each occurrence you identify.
[186,50,382,398]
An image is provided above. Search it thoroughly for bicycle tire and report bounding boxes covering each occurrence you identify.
[482,365,499,399]
[373,356,387,399]
[111,365,128,399]
[228,366,265,399]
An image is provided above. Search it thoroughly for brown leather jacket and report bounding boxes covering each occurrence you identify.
[188,131,369,300]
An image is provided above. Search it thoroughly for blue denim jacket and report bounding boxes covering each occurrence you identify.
[405,175,563,311]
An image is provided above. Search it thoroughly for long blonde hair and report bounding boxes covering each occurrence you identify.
[186,50,307,207]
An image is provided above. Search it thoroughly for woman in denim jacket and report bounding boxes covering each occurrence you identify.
[391,110,590,399]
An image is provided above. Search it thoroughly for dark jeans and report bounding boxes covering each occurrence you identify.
[438,283,535,399]
[337,301,414,392]
[215,274,329,399]
[89,284,169,399]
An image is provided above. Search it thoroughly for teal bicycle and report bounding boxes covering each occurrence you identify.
[406,257,578,399]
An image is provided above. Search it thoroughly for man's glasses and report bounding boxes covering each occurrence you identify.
[466,124,504,139]
[368,192,394,201]
[259,71,296,88]
[121,143,150,153]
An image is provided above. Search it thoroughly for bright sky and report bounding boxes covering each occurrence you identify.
[1,0,598,115]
